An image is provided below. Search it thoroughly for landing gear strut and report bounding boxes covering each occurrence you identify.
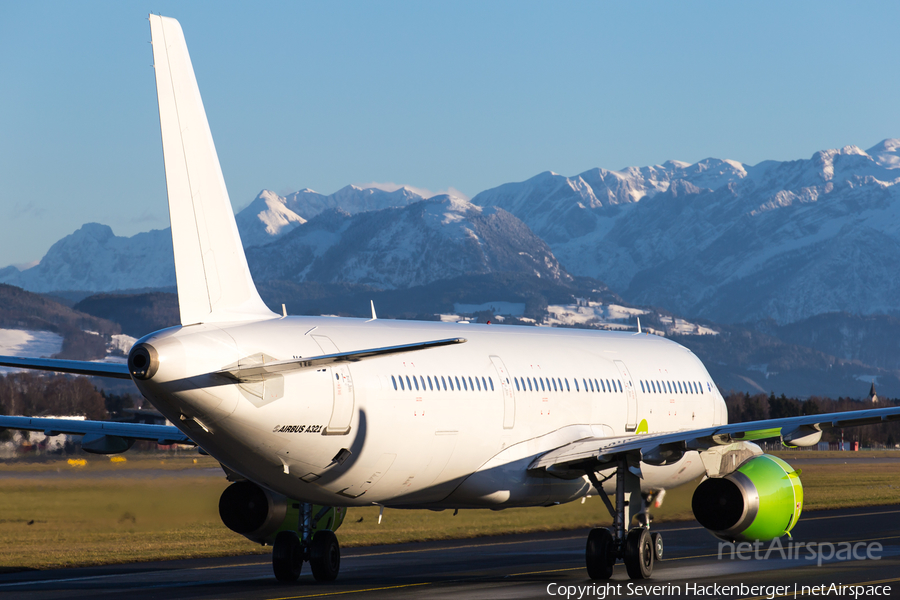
[585,455,660,580]
[272,503,341,582]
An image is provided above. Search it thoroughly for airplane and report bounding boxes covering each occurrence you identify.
[2,14,900,583]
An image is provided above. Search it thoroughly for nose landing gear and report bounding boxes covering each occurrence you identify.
[272,503,342,582]
[584,456,662,580]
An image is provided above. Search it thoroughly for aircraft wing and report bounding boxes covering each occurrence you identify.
[529,405,900,478]
[216,337,466,381]
[0,355,132,379]
[0,415,191,445]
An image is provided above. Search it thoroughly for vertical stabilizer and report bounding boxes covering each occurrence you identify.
[149,15,276,325]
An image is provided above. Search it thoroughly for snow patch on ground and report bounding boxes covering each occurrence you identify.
[545,301,649,328]
[657,315,719,336]
[109,334,137,356]
[454,302,526,316]
[0,329,64,357]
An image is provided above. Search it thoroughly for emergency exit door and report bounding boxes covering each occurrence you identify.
[312,335,354,435]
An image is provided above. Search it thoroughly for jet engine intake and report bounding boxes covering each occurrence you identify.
[691,454,802,543]
[218,481,346,545]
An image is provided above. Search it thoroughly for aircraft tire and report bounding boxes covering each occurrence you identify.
[272,530,303,582]
[585,527,615,580]
[309,530,341,582]
[651,532,663,561]
[624,527,653,579]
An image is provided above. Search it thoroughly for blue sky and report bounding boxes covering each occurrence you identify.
[2,1,899,266]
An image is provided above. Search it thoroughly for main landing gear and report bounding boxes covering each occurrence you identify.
[272,503,341,582]
[585,456,663,580]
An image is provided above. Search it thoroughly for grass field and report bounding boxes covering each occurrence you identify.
[0,450,898,570]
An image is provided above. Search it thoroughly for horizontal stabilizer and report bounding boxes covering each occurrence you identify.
[0,415,191,446]
[0,355,131,380]
[217,337,466,381]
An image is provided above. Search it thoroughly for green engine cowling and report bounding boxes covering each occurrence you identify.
[692,454,803,543]
[218,481,346,545]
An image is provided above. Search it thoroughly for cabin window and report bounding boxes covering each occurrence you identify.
[455,376,461,390]
[668,381,673,393]
[677,381,682,394]
[600,379,606,393]
[483,377,489,391]
[391,375,398,390]
[589,379,595,392]
[583,378,589,392]
[476,377,482,391]
[489,377,494,391]
[468,376,475,391]
[336,373,340,381]
[460,377,466,391]
[699,381,704,394]
[552,378,558,392]
[617,380,623,393]
[404,376,411,390]
[574,379,579,392]
[515,378,520,391]
[640,380,645,393]
[538,378,544,392]
[565,378,570,392]
[525,378,531,391]
[441,376,447,390]
[413,377,419,391]
[427,376,433,391]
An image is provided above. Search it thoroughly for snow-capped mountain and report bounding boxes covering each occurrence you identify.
[234,190,307,248]
[5,140,900,327]
[472,140,900,324]
[0,196,566,293]
[0,185,439,293]
[284,185,427,220]
[0,224,175,293]
[246,196,570,289]
[234,185,429,247]
[471,159,747,245]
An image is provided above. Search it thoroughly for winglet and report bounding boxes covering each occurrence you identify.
[149,15,276,325]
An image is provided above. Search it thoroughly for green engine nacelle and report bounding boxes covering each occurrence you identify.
[692,454,803,543]
[218,481,347,545]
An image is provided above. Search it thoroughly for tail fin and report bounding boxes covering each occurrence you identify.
[149,15,275,325]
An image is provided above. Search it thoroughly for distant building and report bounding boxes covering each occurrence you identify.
[869,381,878,404]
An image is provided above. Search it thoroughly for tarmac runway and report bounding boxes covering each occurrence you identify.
[2,505,898,600]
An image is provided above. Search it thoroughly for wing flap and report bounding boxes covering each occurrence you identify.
[529,406,900,478]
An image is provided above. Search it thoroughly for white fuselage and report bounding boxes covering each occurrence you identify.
[134,316,723,509]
